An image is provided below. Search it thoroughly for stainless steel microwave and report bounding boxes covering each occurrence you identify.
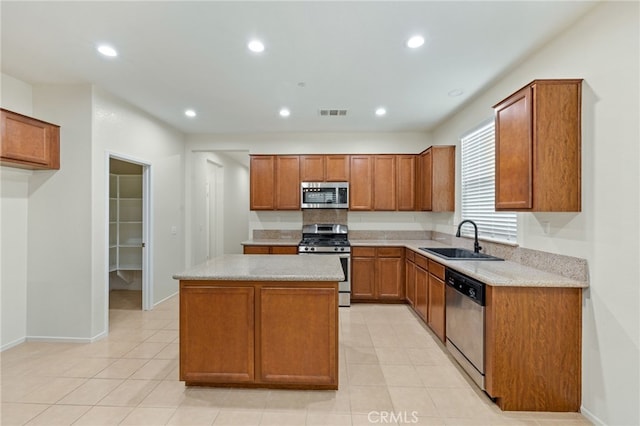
[301,182,349,209]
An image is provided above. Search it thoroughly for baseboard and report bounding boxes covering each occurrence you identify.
[26,335,94,344]
[154,291,178,308]
[1,337,26,352]
[581,405,605,426]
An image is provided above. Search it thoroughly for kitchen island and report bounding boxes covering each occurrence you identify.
[173,254,344,390]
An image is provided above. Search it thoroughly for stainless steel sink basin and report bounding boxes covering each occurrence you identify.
[419,247,503,261]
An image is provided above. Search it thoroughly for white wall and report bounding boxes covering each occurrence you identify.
[0,76,186,344]
[1,73,34,349]
[0,169,30,349]
[188,151,249,265]
[92,88,185,334]
[186,132,443,239]
[28,84,94,340]
[430,3,639,425]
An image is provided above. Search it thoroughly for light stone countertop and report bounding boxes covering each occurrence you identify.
[241,239,300,246]
[173,254,344,282]
[238,238,588,288]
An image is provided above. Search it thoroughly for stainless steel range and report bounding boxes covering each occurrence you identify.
[298,224,351,306]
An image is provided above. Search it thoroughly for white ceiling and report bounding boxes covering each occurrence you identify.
[1,1,597,135]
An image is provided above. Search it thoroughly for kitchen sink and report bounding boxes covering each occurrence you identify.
[419,247,503,261]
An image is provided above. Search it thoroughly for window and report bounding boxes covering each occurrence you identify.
[460,121,517,243]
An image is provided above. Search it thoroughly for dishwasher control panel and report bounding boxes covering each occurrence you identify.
[445,269,485,306]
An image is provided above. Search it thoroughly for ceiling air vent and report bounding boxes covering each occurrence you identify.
[319,109,348,117]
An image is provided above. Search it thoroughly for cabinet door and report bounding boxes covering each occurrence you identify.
[250,156,275,210]
[405,258,415,306]
[414,267,428,321]
[377,256,403,300]
[495,86,533,210]
[260,287,338,386]
[0,109,60,170]
[431,147,456,212]
[349,155,373,211]
[325,155,350,181]
[351,256,375,300]
[373,155,397,211]
[270,246,298,255]
[428,274,446,342]
[397,155,416,211]
[418,149,432,211]
[275,156,300,210]
[180,286,254,383]
[243,245,271,254]
[300,155,325,181]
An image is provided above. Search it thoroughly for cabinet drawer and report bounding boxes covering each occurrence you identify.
[405,249,415,262]
[271,246,298,255]
[415,254,428,270]
[244,245,270,254]
[428,260,445,280]
[352,247,376,257]
[377,247,403,258]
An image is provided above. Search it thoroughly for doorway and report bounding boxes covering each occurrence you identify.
[205,159,223,260]
[107,155,152,311]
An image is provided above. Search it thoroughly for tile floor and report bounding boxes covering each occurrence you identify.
[1,293,592,425]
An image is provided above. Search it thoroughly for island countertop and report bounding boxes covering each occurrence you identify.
[173,254,345,281]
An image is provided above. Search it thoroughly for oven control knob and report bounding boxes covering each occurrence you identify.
[469,289,476,299]
[310,247,315,251]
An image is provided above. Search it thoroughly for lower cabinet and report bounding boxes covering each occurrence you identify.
[404,249,415,307]
[243,245,298,255]
[180,281,338,389]
[351,247,404,301]
[427,259,446,343]
[180,286,255,383]
[414,255,428,321]
[485,286,582,412]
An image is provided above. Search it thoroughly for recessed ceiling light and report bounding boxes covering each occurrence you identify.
[248,39,265,53]
[185,109,197,118]
[97,44,118,57]
[279,108,290,117]
[406,35,425,49]
[375,107,387,117]
[448,89,464,97]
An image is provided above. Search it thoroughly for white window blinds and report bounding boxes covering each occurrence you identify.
[460,121,517,243]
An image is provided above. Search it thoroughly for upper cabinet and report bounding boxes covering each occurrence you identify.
[372,155,397,211]
[494,79,582,212]
[349,155,374,211]
[300,155,350,182]
[397,155,416,211]
[1,108,60,170]
[250,155,300,211]
[418,146,455,212]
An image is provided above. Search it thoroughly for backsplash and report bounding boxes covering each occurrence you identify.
[349,230,432,240]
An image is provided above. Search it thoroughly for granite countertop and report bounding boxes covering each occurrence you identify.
[350,239,587,288]
[174,254,344,281]
[241,239,300,246]
[238,238,588,288]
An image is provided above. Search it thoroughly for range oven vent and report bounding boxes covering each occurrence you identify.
[319,109,348,117]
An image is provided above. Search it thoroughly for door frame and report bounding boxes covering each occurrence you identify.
[105,152,154,314]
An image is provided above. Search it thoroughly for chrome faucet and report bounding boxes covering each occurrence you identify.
[456,220,482,253]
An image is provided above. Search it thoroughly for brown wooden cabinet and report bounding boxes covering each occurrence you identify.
[485,285,582,411]
[349,155,374,210]
[427,259,446,343]
[243,245,298,255]
[180,280,338,389]
[180,286,255,384]
[250,155,300,211]
[404,249,416,307]
[250,155,276,210]
[494,79,582,211]
[1,108,60,170]
[351,246,404,301]
[414,256,428,321]
[300,155,350,182]
[373,155,397,210]
[260,287,337,385]
[397,155,416,210]
[418,146,455,212]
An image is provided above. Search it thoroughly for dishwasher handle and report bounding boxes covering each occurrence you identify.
[445,268,485,306]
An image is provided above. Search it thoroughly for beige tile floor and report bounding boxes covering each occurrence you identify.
[1,293,592,425]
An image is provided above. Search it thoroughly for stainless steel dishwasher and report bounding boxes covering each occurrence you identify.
[445,268,486,389]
